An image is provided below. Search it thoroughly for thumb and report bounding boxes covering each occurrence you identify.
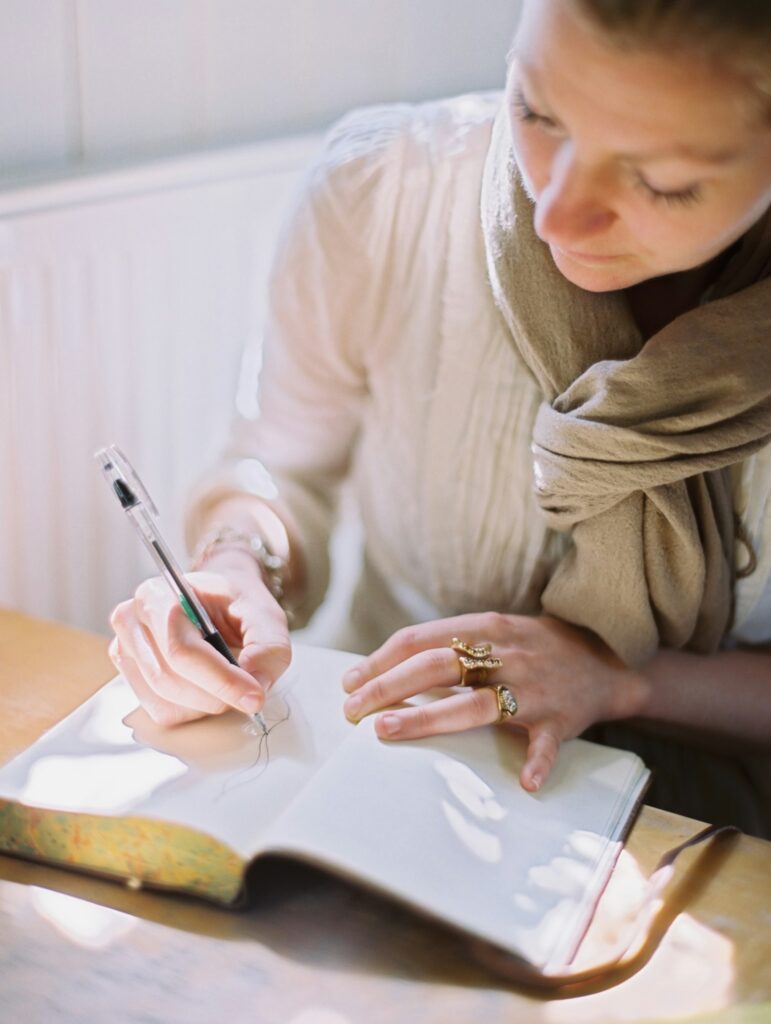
[225,584,291,688]
[520,725,561,793]
[238,637,292,690]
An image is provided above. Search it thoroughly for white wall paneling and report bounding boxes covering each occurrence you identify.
[0,135,321,632]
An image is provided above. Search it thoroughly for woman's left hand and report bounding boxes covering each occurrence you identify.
[341,614,648,792]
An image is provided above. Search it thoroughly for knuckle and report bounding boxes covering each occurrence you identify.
[133,579,154,609]
[140,694,174,726]
[109,601,133,633]
[506,647,535,686]
[536,730,560,763]
[260,636,292,665]
[484,610,509,636]
[163,604,194,660]
[393,626,422,656]
[368,677,391,707]
[167,599,191,633]
[209,674,245,705]
[242,638,292,678]
[421,647,448,676]
[148,703,181,728]
[163,630,184,663]
[134,577,167,615]
[141,657,164,690]
[410,705,432,734]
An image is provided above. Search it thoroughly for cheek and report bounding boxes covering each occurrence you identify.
[617,209,691,265]
[621,194,762,274]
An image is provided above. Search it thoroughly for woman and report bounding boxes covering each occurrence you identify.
[109,0,771,834]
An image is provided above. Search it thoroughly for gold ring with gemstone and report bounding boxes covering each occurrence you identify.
[450,637,502,688]
[487,684,518,722]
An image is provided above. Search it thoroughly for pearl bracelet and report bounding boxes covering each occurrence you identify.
[191,526,291,614]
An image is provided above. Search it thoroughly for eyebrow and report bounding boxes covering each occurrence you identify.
[627,145,742,166]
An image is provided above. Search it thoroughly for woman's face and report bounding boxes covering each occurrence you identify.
[507,0,771,292]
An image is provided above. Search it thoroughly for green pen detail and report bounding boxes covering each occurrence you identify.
[180,594,202,628]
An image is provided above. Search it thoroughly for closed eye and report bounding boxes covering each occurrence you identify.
[511,87,559,130]
[634,174,703,207]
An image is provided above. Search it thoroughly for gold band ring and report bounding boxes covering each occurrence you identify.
[450,637,502,688]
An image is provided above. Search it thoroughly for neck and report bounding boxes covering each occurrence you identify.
[625,248,736,340]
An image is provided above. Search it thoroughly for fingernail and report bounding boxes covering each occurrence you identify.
[530,774,542,792]
[344,693,362,720]
[342,667,362,692]
[238,692,263,715]
[379,714,401,737]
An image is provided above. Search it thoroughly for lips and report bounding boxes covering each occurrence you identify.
[554,246,622,264]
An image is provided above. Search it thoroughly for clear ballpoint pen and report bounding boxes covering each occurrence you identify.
[95,444,267,735]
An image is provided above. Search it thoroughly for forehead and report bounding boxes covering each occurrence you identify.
[514,0,765,159]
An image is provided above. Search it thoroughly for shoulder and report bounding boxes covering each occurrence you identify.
[303,91,502,228]
[326,90,502,163]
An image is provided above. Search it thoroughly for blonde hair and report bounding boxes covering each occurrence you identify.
[574,0,771,101]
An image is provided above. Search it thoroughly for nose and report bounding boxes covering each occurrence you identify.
[533,142,615,248]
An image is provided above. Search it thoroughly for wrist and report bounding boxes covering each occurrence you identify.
[196,546,264,579]
[191,525,292,616]
[609,663,652,721]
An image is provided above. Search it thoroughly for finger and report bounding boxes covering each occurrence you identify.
[110,639,209,728]
[343,647,460,722]
[167,571,291,690]
[373,687,499,741]
[230,588,292,687]
[521,725,561,793]
[342,613,506,692]
[111,598,174,692]
[110,606,231,717]
[132,581,266,714]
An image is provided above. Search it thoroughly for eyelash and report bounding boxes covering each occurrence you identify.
[511,90,556,129]
[511,88,705,209]
[633,175,703,208]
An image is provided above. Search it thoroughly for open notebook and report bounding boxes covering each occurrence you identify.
[0,644,649,978]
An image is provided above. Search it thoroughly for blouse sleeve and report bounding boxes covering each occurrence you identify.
[184,104,411,624]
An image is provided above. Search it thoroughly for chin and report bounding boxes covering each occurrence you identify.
[549,245,645,293]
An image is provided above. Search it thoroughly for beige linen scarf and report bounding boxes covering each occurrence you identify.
[481,108,771,666]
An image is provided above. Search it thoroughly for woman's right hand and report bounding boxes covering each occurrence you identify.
[108,558,291,727]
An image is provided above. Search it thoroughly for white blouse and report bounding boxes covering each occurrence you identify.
[186,92,771,653]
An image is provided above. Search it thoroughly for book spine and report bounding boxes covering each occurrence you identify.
[0,799,245,904]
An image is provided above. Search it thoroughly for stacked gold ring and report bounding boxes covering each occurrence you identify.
[450,637,517,723]
[450,638,502,688]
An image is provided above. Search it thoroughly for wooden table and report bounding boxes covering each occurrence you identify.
[1,608,769,1024]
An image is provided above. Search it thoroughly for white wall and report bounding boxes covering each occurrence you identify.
[0,139,320,633]
[0,1,522,635]
[0,0,521,181]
